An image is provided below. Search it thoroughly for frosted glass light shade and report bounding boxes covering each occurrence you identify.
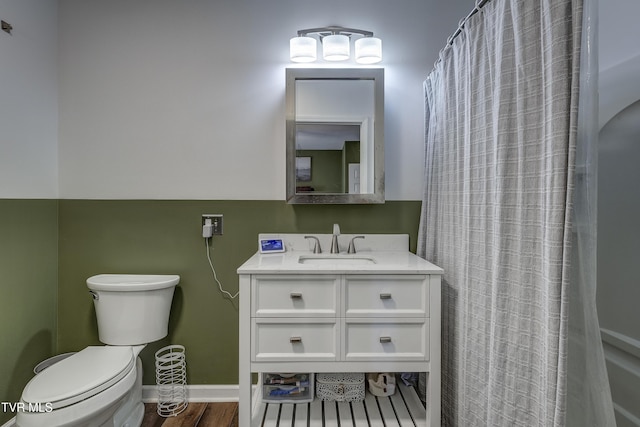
[355,37,382,64]
[322,34,350,61]
[290,36,317,63]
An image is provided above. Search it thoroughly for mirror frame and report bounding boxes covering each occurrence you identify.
[286,68,384,204]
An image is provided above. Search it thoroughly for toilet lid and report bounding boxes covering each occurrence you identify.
[22,346,135,409]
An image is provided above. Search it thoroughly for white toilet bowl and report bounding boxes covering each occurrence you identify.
[17,346,143,427]
[16,274,180,427]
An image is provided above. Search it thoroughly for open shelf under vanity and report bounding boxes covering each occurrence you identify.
[253,381,426,427]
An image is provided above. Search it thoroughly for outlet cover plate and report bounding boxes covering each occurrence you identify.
[202,214,223,235]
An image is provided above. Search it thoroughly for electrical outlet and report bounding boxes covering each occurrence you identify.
[202,214,223,236]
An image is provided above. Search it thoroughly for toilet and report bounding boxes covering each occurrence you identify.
[16,274,180,427]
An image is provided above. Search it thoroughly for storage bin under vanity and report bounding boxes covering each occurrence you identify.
[261,373,314,404]
[316,373,365,402]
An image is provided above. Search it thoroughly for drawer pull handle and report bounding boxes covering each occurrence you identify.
[379,293,392,300]
[290,293,302,299]
[290,336,302,343]
[379,336,392,343]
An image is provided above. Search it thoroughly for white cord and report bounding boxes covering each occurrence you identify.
[205,237,239,299]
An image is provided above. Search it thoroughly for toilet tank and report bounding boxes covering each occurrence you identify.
[86,274,180,345]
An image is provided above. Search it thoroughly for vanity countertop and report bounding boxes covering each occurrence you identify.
[237,233,443,275]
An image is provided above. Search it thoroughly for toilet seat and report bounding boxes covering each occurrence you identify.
[22,346,135,410]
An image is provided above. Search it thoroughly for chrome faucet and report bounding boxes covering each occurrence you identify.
[330,235,339,254]
[304,236,322,253]
[330,224,341,254]
[347,236,365,254]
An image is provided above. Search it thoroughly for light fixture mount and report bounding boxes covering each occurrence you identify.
[290,26,382,64]
[296,26,374,39]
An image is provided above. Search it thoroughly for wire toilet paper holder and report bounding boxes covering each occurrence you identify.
[155,344,188,417]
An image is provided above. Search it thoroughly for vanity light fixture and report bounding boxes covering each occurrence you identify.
[290,26,382,64]
[323,34,350,61]
[290,36,317,63]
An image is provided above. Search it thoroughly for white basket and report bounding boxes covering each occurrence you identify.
[155,345,188,417]
[316,373,365,402]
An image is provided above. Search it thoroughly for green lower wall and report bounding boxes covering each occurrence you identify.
[0,197,421,423]
[57,200,422,386]
[0,200,58,425]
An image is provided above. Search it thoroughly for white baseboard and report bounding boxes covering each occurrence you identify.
[142,384,240,403]
[0,384,241,427]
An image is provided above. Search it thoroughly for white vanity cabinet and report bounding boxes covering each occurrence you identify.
[238,234,442,426]
[238,263,442,426]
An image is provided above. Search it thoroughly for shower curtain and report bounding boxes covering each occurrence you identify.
[418,0,615,426]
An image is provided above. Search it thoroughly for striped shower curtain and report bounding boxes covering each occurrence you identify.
[418,0,615,425]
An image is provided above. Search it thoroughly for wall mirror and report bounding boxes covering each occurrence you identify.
[286,68,384,204]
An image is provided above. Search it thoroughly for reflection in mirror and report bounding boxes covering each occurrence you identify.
[286,68,384,204]
[295,122,362,194]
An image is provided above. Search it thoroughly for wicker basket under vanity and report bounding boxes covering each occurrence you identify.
[316,373,365,402]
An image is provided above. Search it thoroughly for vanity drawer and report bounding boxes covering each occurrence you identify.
[343,275,429,317]
[343,318,428,361]
[252,318,338,362]
[252,275,339,317]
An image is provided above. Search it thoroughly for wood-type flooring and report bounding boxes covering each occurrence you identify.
[141,402,238,427]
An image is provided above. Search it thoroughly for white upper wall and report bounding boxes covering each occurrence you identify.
[57,0,472,200]
[597,0,640,127]
[599,0,640,72]
[9,1,632,200]
[0,0,58,198]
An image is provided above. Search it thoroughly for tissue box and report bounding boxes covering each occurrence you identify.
[316,373,365,402]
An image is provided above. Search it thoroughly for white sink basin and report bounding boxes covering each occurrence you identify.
[298,255,376,265]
